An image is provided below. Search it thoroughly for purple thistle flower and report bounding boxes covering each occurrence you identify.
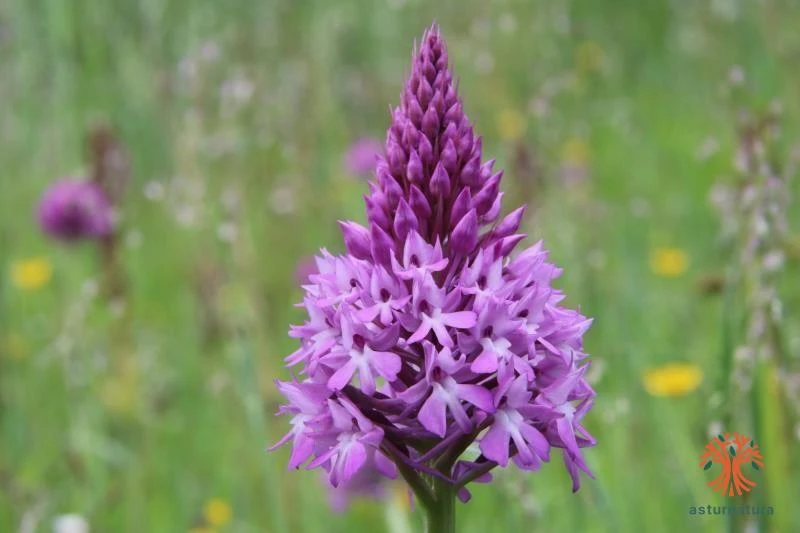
[272,24,596,518]
[344,137,383,177]
[37,179,114,242]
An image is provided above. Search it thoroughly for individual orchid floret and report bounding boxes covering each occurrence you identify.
[307,397,397,487]
[325,317,402,394]
[480,375,554,469]
[391,231,449,280]
[399,342,494,437]
[355,267,411,325]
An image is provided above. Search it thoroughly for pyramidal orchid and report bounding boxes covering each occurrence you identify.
[272,25,596,531]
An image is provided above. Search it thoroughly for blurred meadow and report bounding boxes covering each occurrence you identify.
[2,0,800,532]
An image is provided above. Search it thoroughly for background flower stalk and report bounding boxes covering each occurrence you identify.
[710,84,798,531]
[87,124,130,301]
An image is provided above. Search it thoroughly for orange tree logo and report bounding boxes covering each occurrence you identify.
[700,432,764,496]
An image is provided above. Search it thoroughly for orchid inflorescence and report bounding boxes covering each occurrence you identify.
[272,24,595,513]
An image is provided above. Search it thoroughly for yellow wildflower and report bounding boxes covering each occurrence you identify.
[643,363,703,397]
[496,109,527,142]
[560,138,590,166]
[11,258,52,290]
[575,41,605,74]
[203,498,232,528]
[650,248,689,277]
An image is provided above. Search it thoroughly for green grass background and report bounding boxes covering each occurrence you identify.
[1,0,799,531]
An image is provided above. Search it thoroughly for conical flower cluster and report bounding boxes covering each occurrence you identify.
[272,25,595,500]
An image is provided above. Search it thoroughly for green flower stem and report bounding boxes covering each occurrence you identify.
[424,477,456,533]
